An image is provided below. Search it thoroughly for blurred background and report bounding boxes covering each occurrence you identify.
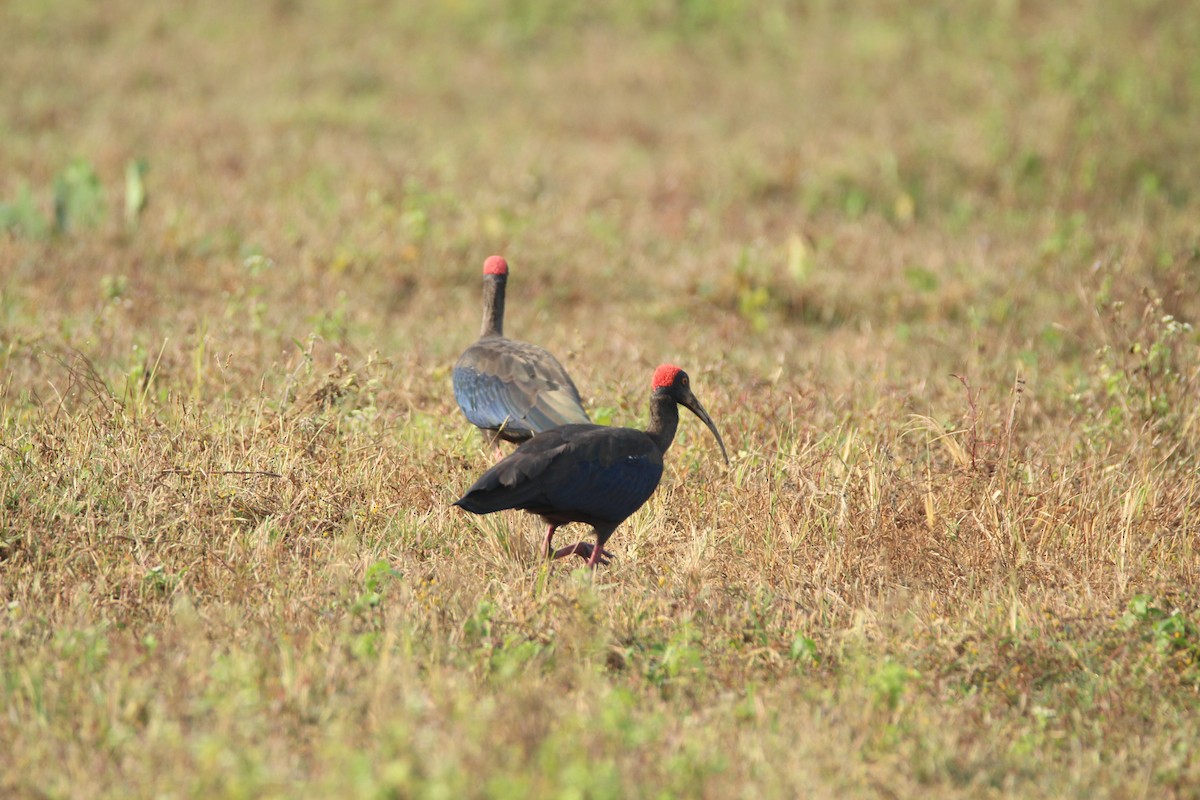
[4,0,1197,410]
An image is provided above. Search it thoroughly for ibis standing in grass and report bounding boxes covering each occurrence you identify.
[454,364,728,569]
[453,256,591,454]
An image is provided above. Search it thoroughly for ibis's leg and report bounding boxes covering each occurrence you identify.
[542,524,559,559]
[586,525,619,570]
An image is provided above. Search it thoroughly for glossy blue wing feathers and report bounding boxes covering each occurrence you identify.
[454,425,664,525]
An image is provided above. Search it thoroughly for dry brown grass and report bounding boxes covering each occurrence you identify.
[3,1,1200,797]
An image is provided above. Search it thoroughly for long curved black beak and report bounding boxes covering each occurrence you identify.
[680,388,729,466]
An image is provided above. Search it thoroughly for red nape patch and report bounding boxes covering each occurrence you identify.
[483,255,508,276]
[652,364,683,388]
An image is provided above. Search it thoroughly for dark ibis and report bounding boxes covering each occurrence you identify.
[454,364,728,569]
[453,255,590,453]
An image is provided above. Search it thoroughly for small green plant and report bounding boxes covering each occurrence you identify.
[1,157,145,238]
[868,660,919,710]
[1039,211,1094,260]
[903,265,939,293]
[0,184,48,238]
[1072,292,1196,446]
[790,633,819,666]
[731,246,776,333]
[643,625,705,689]
[124,158,148,229]
[351,631,382,660]
[214,247,275,333]
[100,274,128,302]
[310,291,351,341]
[53,158,106,234]
[142,565,181,597]
[1121,595,1200,666]
[53,626,111,674]
[489,636,547,680]
[352,559,402,614]
[463,599,495,643]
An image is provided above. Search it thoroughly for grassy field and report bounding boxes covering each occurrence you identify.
[3,1,1200,797]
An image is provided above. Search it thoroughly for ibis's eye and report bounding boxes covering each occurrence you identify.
[682,376,689,386]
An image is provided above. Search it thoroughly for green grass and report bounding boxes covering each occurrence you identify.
[3,0,1200,797]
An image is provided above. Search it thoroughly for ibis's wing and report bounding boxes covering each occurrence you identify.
[453,337,589,440]
[454,426,663,525]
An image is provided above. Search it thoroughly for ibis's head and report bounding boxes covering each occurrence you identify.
[652,364,728,465]
[482,255,508,277]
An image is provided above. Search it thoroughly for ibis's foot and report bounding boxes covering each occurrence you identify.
[481,430,507,463]
[552,541,613,567]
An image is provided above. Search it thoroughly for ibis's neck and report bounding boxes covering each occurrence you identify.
[481,276,506,337]
[645,391,679,455]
